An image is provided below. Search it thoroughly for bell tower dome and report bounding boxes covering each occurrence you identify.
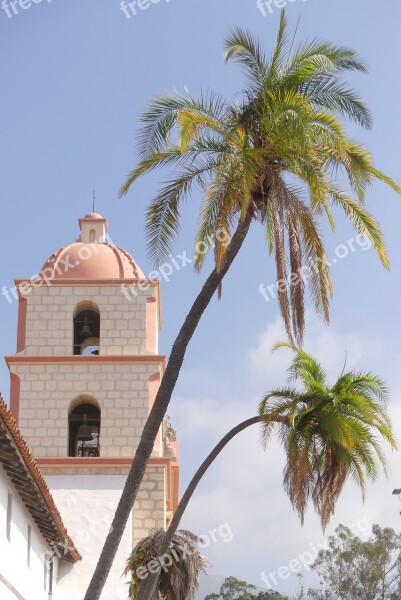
[5,213,179,600]
[40,212,144,281]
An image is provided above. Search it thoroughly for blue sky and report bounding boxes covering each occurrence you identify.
[2,0,401,595]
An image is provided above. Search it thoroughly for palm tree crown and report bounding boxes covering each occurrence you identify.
[259,343,397,528]
[124,529,210,600]
[120,10,400,342]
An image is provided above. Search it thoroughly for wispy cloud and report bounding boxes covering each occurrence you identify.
[248,312,385,386]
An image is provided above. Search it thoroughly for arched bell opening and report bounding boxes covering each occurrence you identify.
[68,401,101,457]
[73,301,100,356]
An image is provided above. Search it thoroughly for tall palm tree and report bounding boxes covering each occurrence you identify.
[136,345,397,599]
[124,529,210,600]
[84,13,400,599]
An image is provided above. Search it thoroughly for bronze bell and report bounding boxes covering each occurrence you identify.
[80,317,92,338]
[76,416,93,442]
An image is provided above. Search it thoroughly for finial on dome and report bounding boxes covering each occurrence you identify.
[78,213,108,244]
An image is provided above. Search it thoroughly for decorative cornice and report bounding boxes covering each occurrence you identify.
[36,457,175,466]
[5,355,166,370]
[14,278,160,287]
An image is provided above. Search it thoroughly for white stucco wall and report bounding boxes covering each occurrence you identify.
[0,468,57,600]
[46,474,132,600]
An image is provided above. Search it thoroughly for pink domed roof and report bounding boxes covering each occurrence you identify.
[83,212,104,220]
[41,243,144,280]
[40,214,144,280]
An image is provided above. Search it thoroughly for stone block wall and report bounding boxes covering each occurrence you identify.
[10,360,162,458]
[133,466,166,543]
[18,282,158,357]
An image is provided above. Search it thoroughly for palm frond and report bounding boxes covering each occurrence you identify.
[267,9,288,78]
[136,90,226,162]
[224,26,268,89]
[300,77,372,128]
[330,188,389,269]
[146,160,218,265]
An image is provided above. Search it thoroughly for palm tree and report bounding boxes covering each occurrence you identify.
[136,345,397,599]
[260,343,397,529]
[124,529,210,600]
[84,13,400,599]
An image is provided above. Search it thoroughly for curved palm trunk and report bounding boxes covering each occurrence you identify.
[137,416,261,600]
[84,217,252,600]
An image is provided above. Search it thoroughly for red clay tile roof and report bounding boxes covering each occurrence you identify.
[0,395,81,562]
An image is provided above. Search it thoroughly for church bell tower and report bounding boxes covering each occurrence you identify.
[5,213,179,600]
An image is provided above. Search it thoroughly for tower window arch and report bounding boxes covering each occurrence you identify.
[89,228,96,243]
[73,301,100,356]
[68,397,101,457]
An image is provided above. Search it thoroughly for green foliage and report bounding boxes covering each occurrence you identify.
[308,524,401,600]
[256,592,291,600]
[120,9,401,343]
[259,344,397,528]
[205,575,256,600]
[206,526,401,600]
[205,576,289,600]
